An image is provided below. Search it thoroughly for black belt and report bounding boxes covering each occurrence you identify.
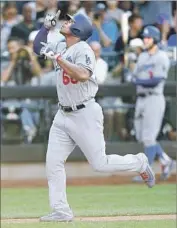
[59,104,85,112]
[137,92,158,98]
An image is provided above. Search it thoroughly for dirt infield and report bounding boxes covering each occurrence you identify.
[1,214,176,223]
[1,174,176,188]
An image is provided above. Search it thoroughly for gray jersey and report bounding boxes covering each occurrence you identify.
[47,41,98,106]
[133,49,170,94]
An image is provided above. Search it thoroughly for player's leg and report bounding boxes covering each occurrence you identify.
[132,98,145,182]
[141,95,172,168]
[40,110,75,222]
[68,101,155,188]
[141,96,162,165]
[134,98,144,142]
[149,96,174,179]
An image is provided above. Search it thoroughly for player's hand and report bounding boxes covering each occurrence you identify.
[40,42,61,60]
[40,42,55,59]
[44,10,61,29]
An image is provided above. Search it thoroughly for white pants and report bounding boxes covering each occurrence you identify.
[134,94,165,145]
[46,100,144,214]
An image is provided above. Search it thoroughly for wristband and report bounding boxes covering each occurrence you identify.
[56,54,62,62]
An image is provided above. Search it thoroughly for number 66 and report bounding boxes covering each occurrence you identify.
[62,71,78,85]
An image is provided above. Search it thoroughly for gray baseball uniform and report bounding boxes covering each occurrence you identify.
[44,40,148,215]
[133,49,170,144]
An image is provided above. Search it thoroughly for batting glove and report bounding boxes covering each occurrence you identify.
[40,42,55,59]
[44,10,61,29]
[40,42,62,61]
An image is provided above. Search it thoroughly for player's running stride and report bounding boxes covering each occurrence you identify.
[33,11,155,222]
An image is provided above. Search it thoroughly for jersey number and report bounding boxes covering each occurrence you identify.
[62,71,78,85]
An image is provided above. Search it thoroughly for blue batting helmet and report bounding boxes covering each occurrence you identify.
[142,26,161,44]
[65,14,93,41]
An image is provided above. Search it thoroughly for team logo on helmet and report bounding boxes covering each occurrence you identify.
[144,28,149,34]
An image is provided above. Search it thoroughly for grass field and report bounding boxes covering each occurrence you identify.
[1,220,176,228]
[1,184,176,228]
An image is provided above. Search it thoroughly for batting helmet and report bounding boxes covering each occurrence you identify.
[65,14,93,41]
[142,26,161,44]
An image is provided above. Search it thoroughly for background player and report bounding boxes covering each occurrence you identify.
[33,11,155,222]
[132,26,174,182]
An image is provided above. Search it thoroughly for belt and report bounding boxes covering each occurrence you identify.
[137,92,159,98]
[59,103,85,112]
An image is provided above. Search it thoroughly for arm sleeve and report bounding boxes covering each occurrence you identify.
[133,77,165,87]
[33,26,50,55]
[74,47,95,75]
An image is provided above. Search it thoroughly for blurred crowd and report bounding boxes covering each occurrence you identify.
[0,0,177,144]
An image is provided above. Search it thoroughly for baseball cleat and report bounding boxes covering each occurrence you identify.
[40,211,73,222]
[160,160,175,181]
[138,153,155,188]
[132,175,143,183]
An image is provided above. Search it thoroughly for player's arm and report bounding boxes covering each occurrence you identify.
[132,53,170,87]
[56,56,91,82]
[33,26,49,55]
[52,47,95,82]
[58,60,91,82]
[132,77,165,87]
[33,11,60,55]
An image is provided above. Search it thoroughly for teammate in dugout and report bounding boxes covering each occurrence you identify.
[33,11,155,222]
[132,25,174,182]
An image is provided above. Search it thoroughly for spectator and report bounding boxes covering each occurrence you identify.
[1,36,42,144]
[77,1,95,18]
[113,14,143,77]
[57,1,70,20]
[128,39,144,70]
[1,37,22,85]
[158,9,177,47]
[16,1,30,14]
[68,0,81,15]
[105,0,124,26]
[134,1,173,27]
[115,14,143,53]
[167,9,177,47]
[1,2,22,54]
[46,0,58,15]
[89,41,108,84]
[119,1,135,13]
[88,3,119,52]
[10,3,37,44]
[1,37,41,85]
[36,0,47,26]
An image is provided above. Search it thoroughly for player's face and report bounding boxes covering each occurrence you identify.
[60,19,74,36]
[143,37,154,49]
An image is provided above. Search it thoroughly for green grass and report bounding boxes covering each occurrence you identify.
[1,184,176,218]
[1,220,176,228]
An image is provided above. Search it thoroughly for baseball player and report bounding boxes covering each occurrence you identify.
[132,26,174,182]
[33,11,155,222]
